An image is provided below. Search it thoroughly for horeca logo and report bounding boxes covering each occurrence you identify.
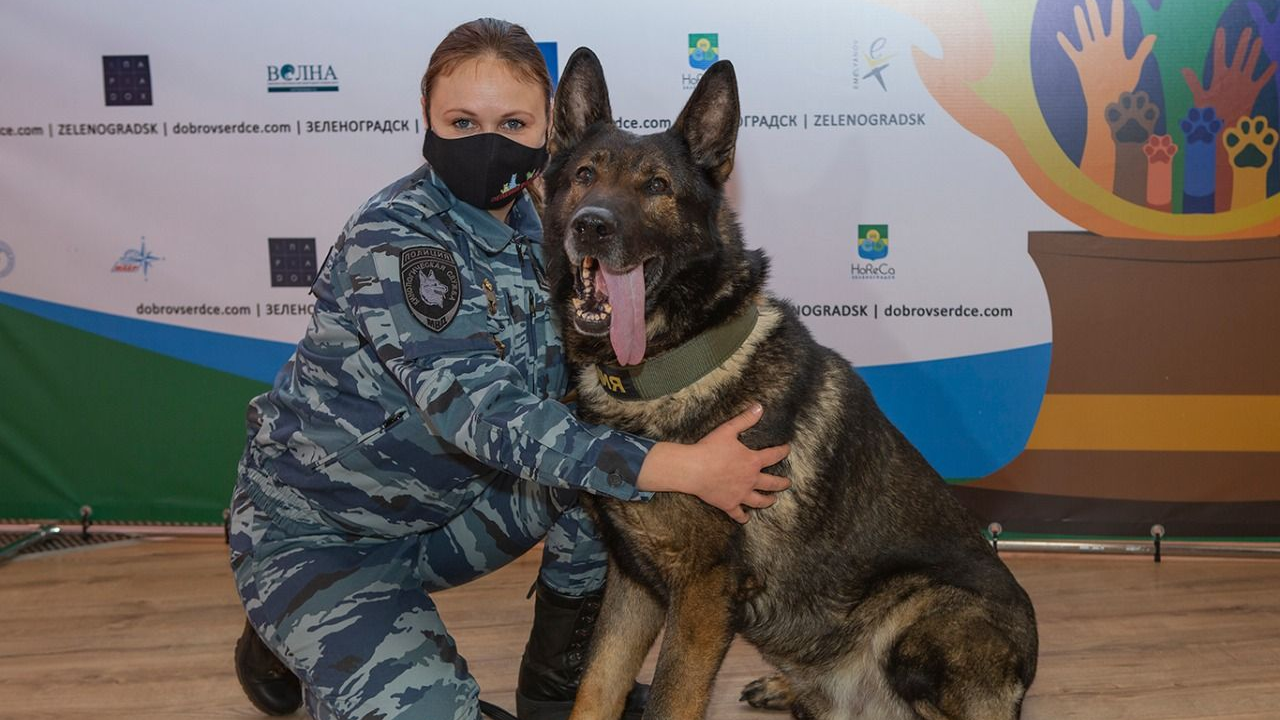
[267,64,339,93]
[689,34,719,70]
[852,224,895,281]
[857,224,889,260]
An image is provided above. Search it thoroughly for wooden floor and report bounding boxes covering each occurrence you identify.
[1,537,1278,719]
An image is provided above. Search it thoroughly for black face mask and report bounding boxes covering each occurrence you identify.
[422,129,549,210]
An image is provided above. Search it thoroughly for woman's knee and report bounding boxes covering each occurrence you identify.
[414,478,566,590]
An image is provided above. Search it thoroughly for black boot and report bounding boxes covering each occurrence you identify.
[515,579,649,720]
[235,618,302,716]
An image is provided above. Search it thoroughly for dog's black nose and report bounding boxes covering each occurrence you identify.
[571,208,616,242]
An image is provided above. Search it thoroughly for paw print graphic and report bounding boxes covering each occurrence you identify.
[1142,134,1179,211]
[1143,135,1178,164]
[1222,115,1278,208]
[1107,91,1160,144]
[1223,116,1278,170]
[1180,107,1224,145]
[1108,91,1162,205]
[1179,107,1226,210]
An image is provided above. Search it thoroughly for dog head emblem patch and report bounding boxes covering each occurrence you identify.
[402,245,461,332]
[419,269,448,307]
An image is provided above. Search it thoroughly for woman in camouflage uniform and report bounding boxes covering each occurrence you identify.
[229,17,790,720]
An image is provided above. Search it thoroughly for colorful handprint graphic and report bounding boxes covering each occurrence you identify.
[1248,2,1280,113]
[877,0,1280,238]
[1131,0,1236,212]
[1057,0,1155,190]
[1182,27,1277,211]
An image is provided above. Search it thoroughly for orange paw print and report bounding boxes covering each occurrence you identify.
[1142,134,1178,164]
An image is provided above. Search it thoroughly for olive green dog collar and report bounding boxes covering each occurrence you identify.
[594,304,760,401]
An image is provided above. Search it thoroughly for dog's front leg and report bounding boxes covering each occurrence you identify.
[643,566,736,720]
[568,558,665,720]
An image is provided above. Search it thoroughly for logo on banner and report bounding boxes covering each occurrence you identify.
[268,237,318,287]
[0,240,14,279]
[852,225,895,280]
[536,42,559,88]
[112,238,163,280]
[852,38,892,91]
[267,64,339,93]
[688,34,719,70]
[857,224,889,259]
[103,55,152,106]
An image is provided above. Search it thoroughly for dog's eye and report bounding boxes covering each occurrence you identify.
[576,166,595,184]
[646,177,670,194]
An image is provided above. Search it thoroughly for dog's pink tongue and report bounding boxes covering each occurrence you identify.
[599,265,647,366]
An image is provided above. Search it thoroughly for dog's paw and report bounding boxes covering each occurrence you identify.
[1180,107,1224,145]
[740,674,794,711]
[1106,90,1159,144]
[1224,116,1278,170]
[1142,134,1178,164]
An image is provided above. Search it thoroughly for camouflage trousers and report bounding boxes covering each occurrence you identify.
[228,461,608,720]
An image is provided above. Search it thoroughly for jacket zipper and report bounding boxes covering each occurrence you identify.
[310,409,408,469]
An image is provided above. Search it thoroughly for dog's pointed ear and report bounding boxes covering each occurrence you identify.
[672,60,740,184]
[550,47,613,156]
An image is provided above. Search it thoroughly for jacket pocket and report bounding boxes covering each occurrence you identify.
[306,409,409,471]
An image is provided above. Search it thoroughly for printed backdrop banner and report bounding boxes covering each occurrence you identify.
[1,0,1277,537]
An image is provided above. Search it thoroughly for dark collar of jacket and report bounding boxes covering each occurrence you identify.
[416,163,543,256]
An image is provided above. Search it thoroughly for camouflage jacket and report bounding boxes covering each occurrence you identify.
[240,163,654,537]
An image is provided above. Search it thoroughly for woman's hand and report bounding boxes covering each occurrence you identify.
[636,404,792,523]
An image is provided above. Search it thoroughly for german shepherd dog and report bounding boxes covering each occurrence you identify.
[541,47,1038,720]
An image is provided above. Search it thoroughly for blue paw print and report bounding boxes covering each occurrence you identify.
[1180,107,1223,144]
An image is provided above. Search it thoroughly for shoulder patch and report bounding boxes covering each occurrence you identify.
[401,245,462,332]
